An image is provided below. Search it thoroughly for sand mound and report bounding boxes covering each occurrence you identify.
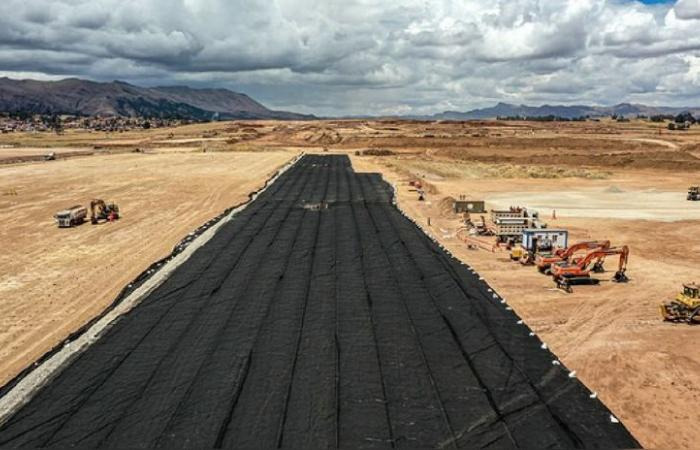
[438,196,456,217]
[604,186,625,193]
[303,128,342,145]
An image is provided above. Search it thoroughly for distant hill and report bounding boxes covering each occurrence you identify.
[431,102,700,120]
[0,78,313,120]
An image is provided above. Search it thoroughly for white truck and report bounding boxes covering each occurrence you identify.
[55,205,88,228]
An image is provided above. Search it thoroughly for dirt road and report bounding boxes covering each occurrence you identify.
[0,156,637,449]
[0,150,293,387]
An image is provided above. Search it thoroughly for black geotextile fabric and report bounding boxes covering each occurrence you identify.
[0,155,639,449]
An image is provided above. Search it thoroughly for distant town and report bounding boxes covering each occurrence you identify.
[0,113,199,134]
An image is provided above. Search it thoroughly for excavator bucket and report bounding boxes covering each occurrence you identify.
[612,270,629,283]
[555,277,573,293]
[591,261,605,273]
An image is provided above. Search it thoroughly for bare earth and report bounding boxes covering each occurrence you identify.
[352,156,700,450]
[0,149,293,387]
[1,118,700,448]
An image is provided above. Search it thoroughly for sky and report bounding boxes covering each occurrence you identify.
[1,0,700,116]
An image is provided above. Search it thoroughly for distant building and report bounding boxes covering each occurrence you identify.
[453,200,486,214]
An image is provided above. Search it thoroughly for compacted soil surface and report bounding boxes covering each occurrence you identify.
[0,150,292,387]
[0,156,638,449]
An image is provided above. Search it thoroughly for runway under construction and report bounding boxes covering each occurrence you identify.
[0,155,639,448]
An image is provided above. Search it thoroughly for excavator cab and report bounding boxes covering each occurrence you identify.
[536,240,611,275]
[660,283,700,324]
[90,199,120,224]
[683,284,699,299]
[551,245,629,292]
[688,186,700,201]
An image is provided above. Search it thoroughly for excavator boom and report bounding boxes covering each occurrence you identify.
[535,240,612,274]
[556,240,611,259]
[551,245,629,290]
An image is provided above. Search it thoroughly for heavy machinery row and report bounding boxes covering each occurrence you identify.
[441,189,700,325]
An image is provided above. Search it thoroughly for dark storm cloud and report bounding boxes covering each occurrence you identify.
[0,0,699,115]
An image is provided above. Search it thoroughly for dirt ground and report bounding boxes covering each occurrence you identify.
[0,155,635,449]
[251,117,700,449]
[349,156,700,450]
[0,149,294,388]
[2,118,700,448]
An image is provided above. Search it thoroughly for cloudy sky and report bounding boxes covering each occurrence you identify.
[1,0,700,115]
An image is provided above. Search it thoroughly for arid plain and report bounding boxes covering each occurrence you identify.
[1,118,699,448]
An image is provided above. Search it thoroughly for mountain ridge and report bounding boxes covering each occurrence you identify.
[0,77,313,120]
[429,101,700,120]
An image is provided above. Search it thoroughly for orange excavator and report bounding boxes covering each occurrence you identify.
[535,240,611,274]
[550,245,629,292]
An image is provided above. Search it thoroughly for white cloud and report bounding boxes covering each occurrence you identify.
[0,0,699,115]
[674,0,700,20]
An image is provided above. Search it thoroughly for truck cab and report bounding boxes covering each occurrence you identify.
[54,205,87,228]
[679,284,700,308]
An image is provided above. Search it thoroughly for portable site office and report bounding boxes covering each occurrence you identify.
[521,228,568,251]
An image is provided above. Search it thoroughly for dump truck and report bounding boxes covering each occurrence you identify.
[688,186,700,201]
[660,283,700,324]
[54,205,88,228]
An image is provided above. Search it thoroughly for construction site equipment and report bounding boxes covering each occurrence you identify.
[511,228,569,265]
[510,246,527,262]
[54,205,87,228]
[688,186,700,201]
[453,199,486,214]
[492,207,547,243]
[468,215,494,236]
[522,229,568,252]
[668,122,691,131]
[660,283,700,324]
[0,154,641,450]
[535,240,610,274]
[90,199,120,224]
[551,246,629,292]
[495,216,530,242]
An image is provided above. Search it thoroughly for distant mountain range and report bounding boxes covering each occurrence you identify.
[2,77,699,122]
[429,102,700,120]
[0,78,313,120]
